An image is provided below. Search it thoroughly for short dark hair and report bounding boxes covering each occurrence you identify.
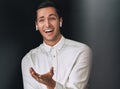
[35,0,62,20]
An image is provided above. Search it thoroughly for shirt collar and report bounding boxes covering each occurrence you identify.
[43,36,65,52]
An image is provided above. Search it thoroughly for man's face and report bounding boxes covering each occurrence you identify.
[36,7,62,43]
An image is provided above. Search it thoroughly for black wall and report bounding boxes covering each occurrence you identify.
[0,0,120,89]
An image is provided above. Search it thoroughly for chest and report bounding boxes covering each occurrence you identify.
[35,48,79,82]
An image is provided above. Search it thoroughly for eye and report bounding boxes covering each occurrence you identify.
[49,17,56,21]
[38,19,44,23]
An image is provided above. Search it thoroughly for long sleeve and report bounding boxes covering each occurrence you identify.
[21,37,92,89]
[21,47,53,89]
[21,52,47,89]
[21,55,39,89]
[54,45,92,89]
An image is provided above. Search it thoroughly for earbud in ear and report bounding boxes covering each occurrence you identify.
[60,22,62,27]
[36,25,38,31]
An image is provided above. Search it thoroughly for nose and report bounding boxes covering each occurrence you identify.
[44,19,50,27]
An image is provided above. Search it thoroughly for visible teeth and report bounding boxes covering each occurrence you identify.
[45,29,53,33]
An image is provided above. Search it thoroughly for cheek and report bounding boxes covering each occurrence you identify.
[53,22,60,28]
[38,24,43,30]
[56,23,60,29]
[38,26,43,34]
[37,22,43,28]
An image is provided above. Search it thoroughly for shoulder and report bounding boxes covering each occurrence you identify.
[21,45,41,64]
[65,38,92,61]
[25,46,39,56]
[64,38,91,51]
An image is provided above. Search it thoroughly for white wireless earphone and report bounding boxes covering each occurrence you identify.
[60,22,62,27]
[36,25,38,31]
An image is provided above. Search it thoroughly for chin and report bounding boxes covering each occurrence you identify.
[45,37,54,41]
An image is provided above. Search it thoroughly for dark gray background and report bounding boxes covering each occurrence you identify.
[0,0,120,89]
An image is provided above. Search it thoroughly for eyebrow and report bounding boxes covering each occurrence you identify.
[49,14,57,17]
[38,14,58,19]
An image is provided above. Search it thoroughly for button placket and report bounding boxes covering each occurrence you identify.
[50,47,58,80]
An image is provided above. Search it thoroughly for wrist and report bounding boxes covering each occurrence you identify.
[47,79,56,89]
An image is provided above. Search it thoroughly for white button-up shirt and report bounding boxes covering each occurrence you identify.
[21,36,92,89]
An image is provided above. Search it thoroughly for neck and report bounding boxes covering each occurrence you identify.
[44,34,62,46]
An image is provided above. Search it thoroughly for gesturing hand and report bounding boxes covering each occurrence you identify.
[30,67,56,89]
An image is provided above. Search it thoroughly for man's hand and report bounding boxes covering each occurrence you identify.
[30,67,56,89]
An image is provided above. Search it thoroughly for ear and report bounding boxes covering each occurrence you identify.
[60,17,63,27]
[35,21,38,31]
[60,22,62,27]
[36,25,38,31]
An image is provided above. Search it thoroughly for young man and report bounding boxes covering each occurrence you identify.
[21,1,92,89]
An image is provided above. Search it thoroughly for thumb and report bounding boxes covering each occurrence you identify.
[49,67,54,76]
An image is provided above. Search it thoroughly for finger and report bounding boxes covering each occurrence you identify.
[30,67,37,75]
[37,75,49,85]
[39,75,51,84]
[29,67,40,81]
[40,73,49,80]
[30,67,34,74]
[49,67,54,76]
[39,78,48,85]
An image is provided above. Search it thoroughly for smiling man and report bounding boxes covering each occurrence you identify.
[36,6,62,46]
[21,1,92,89]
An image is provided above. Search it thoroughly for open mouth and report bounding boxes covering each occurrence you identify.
[45,29,54,33]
